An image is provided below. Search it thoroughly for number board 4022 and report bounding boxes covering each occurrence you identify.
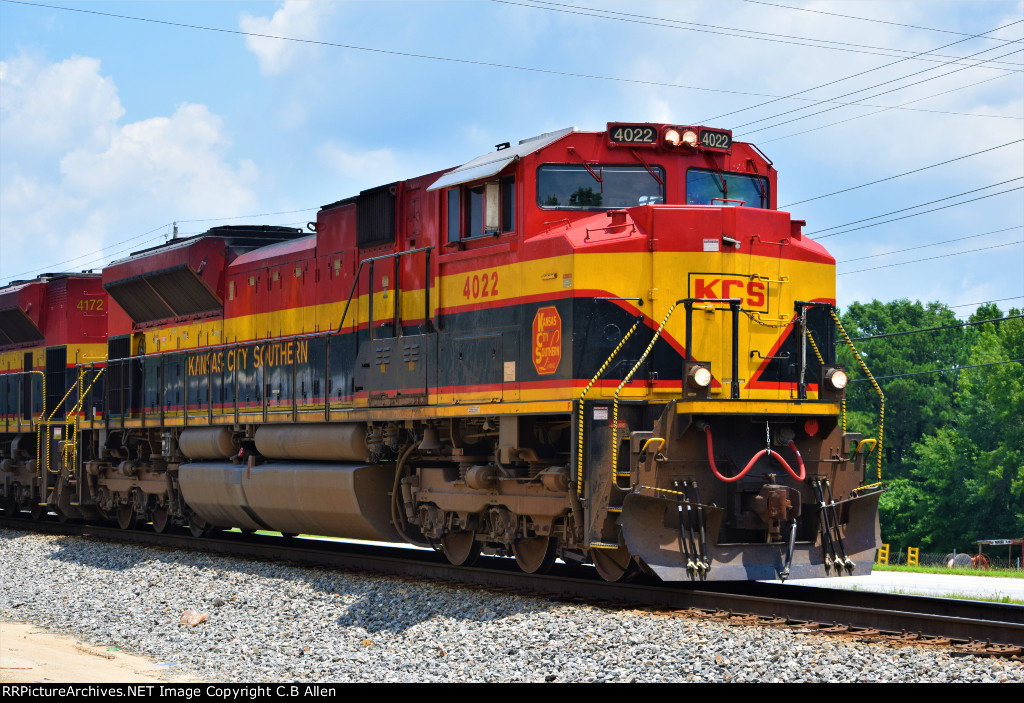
[607,124,659,146]
[698,129,732,151]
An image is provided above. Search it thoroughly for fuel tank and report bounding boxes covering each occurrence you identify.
[179,461,399,542]
[254,423,368,462]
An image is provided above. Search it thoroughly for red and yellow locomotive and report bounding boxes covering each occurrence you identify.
[0,123,881,581]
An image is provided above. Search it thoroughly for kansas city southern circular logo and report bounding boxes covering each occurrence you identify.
[532,306,562,375]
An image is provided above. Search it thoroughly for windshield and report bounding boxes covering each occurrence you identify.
[537,164,665,210]
[686,168,769,208]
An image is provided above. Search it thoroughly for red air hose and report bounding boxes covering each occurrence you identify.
[785,439,807,481]
[703,425,806,483]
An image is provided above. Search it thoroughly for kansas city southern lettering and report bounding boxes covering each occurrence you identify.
[187,340,309,376]
[532,306,562,375]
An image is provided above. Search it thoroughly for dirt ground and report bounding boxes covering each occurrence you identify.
[0,620,198,683]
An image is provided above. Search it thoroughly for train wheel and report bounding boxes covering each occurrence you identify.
[512,535,558,574]
[116,504,137,531]
[150,507,170,534]
[441,531,482,567]
[591,546,638,582]
[29,503,46,521]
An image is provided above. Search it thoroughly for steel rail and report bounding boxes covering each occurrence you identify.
[3,517,1022,649]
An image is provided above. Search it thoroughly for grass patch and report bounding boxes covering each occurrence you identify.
[938,592,1024,606]
[874,563,1024,579]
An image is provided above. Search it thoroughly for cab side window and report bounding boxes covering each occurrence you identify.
[447,188,461,243]
[447,176,516,242]
[501,176,515,232]
[466,186,484,238]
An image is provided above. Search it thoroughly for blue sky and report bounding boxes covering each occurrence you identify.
[1,0,1021,316]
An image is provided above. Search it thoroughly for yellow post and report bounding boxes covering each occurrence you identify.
[907,546,919,566]
[877,543,889,565]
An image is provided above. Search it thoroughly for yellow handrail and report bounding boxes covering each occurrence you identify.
[611,302,679,479]
[63,367,105,475]
[830,309,885,480]
[575,317,643,496]
[40,371,89,474]
[25,370,46,476]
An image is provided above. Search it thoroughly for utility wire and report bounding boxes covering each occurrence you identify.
[782,141,1023,207]
[849,358,1024,382]
[761,73,1020,145]
[838,226,1023,264]
[949,295,1024,309]
[499,0,1024,69]
[8,234,170,281]
[5,2,1021,277]
[1,223,172,281]
[851,315,1024,342]
[737,41,1024,135]
[706,19,1023,124]
[4,0,1018,122]
[175,207,319,224]
[837,240,1023,275]
[739,0,1023,42]
[809,178,1023,237]
[3,205,319,281]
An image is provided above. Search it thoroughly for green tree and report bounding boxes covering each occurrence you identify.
[568,186,602,207]
[837,299,965,474]
[949,309,1024,541]
[837,301,1023,552]
[900,428,983,549]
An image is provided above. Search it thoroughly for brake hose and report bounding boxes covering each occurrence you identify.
[703,425,806,483]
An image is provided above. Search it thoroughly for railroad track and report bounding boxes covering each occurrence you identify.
[3,515,1022,655]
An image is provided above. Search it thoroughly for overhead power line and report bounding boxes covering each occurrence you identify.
[4,0,1019,123]
[760,73,1020,145]
[498,0,1024,69]
[737,40,1024,135]
[1,223,172,281]
[850,358,1024,382]
[810,178,1024,237]
[175,207,319,224]
[837,240,1023,275]
[782,140,1023,208]
[949,295,1024,309]
[851,314,1024,341]
[707,18,1023,125]
[739,0,1024,42]
[838,226,1023,264]
[3,205,320,281]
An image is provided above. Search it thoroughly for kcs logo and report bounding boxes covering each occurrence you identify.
[688,274,768,311]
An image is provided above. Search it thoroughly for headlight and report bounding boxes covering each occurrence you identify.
[681,129,699,148]
[825,367,848,390]
[689,365,712,388]
[664,128,681,146]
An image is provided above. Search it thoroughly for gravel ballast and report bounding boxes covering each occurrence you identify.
[1,528,1022,683]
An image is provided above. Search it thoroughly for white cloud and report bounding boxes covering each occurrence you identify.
[0,53,124,158]
[61,103,258,211]
[239,1,339,76]
[317,140,404,186]
[0,55,259,281]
